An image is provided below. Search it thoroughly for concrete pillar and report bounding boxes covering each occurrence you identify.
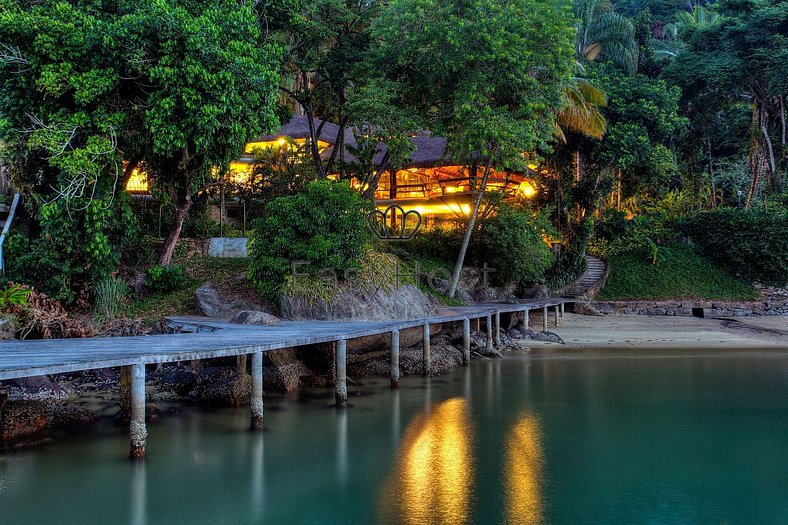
[237,354,248,375]
[422,323,431,376]
[474,317,481,331]
[390,329,400,389]
[129,363,146,459]
[335,339,347,408]
[560,302,565,317]
[494,311,502,347]
[486,314,494,352]
[250,350,263,431]
[554,305,560,327]
[524,308,530,330]
[462,318,471,366]
[542,306,548,332]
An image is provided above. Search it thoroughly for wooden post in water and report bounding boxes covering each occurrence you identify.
[494,311,502,347]
[554,305,560,327]
[129,363,146,459]
[335,339,348,408]
[524,308,530,330]
[250,350,264,431]
[390,329,400,389]
[486,314,495,352]
[542,306,548,332]
[462,319,471,365]
[422,323,431,376]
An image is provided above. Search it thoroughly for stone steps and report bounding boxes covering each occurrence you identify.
[561,255,608,299]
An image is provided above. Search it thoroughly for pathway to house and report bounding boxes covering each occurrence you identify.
[0,299,569,458]
[560,255,609,299]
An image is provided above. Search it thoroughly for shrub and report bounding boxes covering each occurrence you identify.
[683,208,788,286]
[590,209,680,259]
[476,204,555,288]
[4,195,138,305]
[144,264,185,293]
[0,283,31,312]
[248,180,372,299]
[93,276,130,318]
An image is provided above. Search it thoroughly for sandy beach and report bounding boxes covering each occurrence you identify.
[526,313,788,350]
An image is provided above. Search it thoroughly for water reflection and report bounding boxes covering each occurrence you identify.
[250,433,265,518]
[380,397,473,525]
[130,460,147,525]
[504,411,545,525]
[336,409,348,486]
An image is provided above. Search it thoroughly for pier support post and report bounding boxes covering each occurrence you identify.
[494,311,501,347]
[422,323,431,376]
[335,339,348,408]
[542,306,548,332]
[554,305,560,327]
[462,319,471,366]
[390,330,400,389]
[129,363,146,459]
[486,314,494,352]
[474,318,481,331]
[524,308,529,330]
[250,350,264,431]
[560,302,565,317]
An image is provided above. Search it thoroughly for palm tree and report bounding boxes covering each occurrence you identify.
[675,2,720,29]
[575,0,638,74]
[556,78,608,142]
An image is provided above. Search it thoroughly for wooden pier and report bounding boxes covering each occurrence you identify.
[0,299,569,458]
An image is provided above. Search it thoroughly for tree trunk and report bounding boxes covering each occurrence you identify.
[706,137,716,208]
[159,195,192,266]
[448,149,496,298]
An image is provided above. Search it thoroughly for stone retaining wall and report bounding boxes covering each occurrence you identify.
[580,299,788,317]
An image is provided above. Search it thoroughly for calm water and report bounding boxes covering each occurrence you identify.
[2,351,788,524]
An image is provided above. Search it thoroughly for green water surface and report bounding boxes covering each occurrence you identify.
[2,350,788,524]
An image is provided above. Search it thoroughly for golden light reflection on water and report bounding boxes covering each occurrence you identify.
[380,397,473,525]
[505,412,545,525]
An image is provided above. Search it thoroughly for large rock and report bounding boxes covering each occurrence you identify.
[195,284,268,319]
[280,284,439,321]
[0,376,68,443]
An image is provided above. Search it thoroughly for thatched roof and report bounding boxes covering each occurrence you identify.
[251,114,356,149]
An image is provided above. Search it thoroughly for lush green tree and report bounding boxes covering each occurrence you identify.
[371,0,575,296]
[663,0,788,204]
[248,180,371,299]
[593,64,686,200]
[477,204,555,289]
[276,0,377,179]
[575,0,639,74]
[0,0,282,270]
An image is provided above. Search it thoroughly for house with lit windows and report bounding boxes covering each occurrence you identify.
[125,114,538,218]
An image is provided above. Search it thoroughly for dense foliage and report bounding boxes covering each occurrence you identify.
[0,0,282,274]
[476,205,555,289]
[683,208,788,286]
[248,180,371,299]
[4,195,138,304]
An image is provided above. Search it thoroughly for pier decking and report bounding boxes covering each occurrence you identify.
[0,299,569,457]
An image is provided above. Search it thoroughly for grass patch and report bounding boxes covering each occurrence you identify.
[398,255,465,306]
[126,256,253,324]
[598,243,759,301]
